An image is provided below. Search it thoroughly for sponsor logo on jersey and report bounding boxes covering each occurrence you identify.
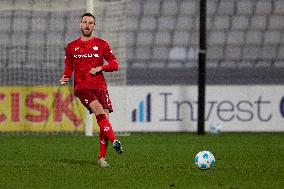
[73,53,99,58]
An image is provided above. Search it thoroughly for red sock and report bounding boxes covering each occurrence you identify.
[98,128,108,160]
[96,114,116,143]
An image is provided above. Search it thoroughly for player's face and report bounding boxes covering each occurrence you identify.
[80,16,95,37]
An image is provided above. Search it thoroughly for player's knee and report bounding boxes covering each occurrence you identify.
[89,100,104,115]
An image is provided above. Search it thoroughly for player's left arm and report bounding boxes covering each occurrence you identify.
[89,42,119,75]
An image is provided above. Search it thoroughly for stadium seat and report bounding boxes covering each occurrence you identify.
[127,17,139,31]
[29,33,45,46]
[168,61,184,68]
[11,33,27,46]
[225,46,242,60]
[245,31,262,45]
[213,16,230,30]
[140,17,157,30]
[149,61,166,68]
[207,0,218,15]
[127,1,141,16]
[135,47,151,60]
[143,0,160,16]
[274,61,284,68]
[30,17,47,32]
[208,31,226,45]
[158,16,175,30]
[242,46,260,59]
[217,0,234,15]
[176,16,194,30]
[173,31,189,46]
[154,31,171,45]
[152,47,169,60]
[126,31,135,47]
[274,0,284,14]
[268,16,284,30]
[255,1,272,15]
[137,31,153,45]
[180,1,197,15]
[161,1,178,16]
[231,16,249,30]
[207,46,224,60]
[237,0,254,15]
[12,14,29,32]
[0,33,9,45]
[169,47,186,60]
[263,31,281,45]
[277,47,284,59]
[250,16,267,30]
[227,31,245,45]
[46,32,64,46]
[219,61,237,68]
[0,16,10,32]
[187,47,198,61]
[261,46,277,60]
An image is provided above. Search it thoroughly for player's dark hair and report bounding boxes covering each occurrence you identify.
[81,13,95,23]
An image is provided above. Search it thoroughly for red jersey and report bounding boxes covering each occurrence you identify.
[62,37,118,91]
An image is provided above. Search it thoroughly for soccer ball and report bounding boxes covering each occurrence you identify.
[194,150,215,170]
[209,123,222,134]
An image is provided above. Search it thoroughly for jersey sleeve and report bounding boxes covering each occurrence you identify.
[62,44,73,78]
[102,41,116,62]
[102,41,119,72]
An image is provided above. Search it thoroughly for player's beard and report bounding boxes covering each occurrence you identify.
[81,28,92,37]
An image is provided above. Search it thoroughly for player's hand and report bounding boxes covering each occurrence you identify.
[89,66,102,75]
[60,75,70,85]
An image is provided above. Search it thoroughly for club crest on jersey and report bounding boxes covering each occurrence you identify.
[75,47,79,51]
[73,53,99,58]
[93,46,98,50]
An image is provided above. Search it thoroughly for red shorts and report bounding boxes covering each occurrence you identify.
[75,89,113,113]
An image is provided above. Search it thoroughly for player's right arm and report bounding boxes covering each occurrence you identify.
[60,45,73,85]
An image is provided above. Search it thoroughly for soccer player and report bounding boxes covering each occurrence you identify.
[60,12,123,167]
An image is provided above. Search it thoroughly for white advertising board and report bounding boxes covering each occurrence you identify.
[109,85,284,132]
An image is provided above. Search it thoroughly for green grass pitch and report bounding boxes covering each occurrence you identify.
[0,133,283,189]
